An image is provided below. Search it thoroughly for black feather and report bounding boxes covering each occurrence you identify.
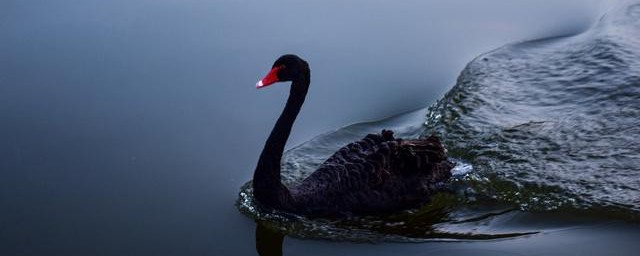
[252,55,453,217]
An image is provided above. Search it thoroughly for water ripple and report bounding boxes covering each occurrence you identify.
[237,1,640,242]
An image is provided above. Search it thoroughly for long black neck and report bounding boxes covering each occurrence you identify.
[253,75,310,209]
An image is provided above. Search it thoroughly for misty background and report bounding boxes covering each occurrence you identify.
[1,0,606,255]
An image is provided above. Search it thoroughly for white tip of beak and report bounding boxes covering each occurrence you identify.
[256,80,264,88]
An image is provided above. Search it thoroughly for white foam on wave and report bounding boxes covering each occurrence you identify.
[451,161,474,176]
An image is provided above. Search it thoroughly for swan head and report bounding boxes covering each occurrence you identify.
[256,54,309,89]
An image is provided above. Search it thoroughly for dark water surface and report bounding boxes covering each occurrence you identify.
[4,0,640,255]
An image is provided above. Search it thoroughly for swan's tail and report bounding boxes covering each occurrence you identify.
[394,135,453,179]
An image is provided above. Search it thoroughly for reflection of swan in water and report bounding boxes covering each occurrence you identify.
[252,54,454,217]
[255,221,284,256]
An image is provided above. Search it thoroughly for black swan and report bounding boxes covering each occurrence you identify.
[252,54,453,217]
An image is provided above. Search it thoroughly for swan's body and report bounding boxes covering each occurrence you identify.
[252,55,453,217]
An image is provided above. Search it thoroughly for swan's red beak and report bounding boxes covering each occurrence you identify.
[256,66,282,89]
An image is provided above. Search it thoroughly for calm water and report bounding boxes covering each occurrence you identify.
[3,0,640,255]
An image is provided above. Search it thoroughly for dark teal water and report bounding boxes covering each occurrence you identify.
[239,0,640,253]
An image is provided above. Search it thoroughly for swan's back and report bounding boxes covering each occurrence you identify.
[288,130,453,217]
